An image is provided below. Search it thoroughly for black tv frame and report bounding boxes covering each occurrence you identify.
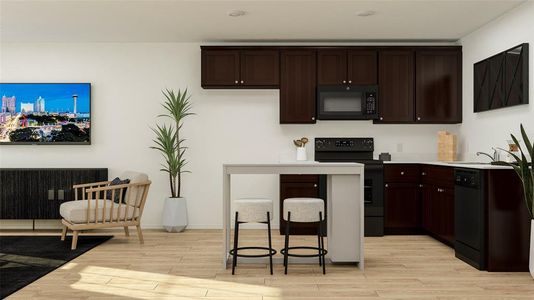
[0,82,92,145]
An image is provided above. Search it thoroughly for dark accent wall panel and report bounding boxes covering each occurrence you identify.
[0,168,108,219]
[474,43,529,112]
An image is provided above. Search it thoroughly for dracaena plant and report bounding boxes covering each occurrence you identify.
[151,89,194,198]
[502,124,533,219]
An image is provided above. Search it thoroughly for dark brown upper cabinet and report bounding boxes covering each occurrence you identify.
[317,49,377,85]
[201,48,279,88]
[474,43,529,112]
[240,50,280,86]
[378,50,415,123]
[317,49,347,85]
[415,49,462,123]
[201,50,240,87]
[280,50,317,124]
[347,50,378,85]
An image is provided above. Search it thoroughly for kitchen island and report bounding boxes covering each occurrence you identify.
[222,162,365,269]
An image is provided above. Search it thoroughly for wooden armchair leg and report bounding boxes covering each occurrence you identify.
[136,225,144,244]
[71,230,79,250]
[61,224,68,241]
[124,226,130,237]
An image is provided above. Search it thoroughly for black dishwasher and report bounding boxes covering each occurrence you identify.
[454,168,486,270]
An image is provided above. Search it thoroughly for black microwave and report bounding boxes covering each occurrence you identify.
[317,85,379,120]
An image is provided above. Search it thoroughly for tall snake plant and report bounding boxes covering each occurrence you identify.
[151,89,194,198]
[503,124,533,219]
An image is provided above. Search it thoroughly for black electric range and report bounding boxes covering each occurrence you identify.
[315,137,384,237]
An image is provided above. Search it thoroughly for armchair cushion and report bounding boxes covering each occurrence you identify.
[119,171,149,206]
[60,199,139,224]
[107,177,130,204]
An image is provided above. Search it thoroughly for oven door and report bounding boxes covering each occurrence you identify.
[317,85,377,120]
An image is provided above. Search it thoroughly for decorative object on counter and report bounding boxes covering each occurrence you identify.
[501,124,533,279]
[506,139,521,163]
[437,131,457,162]
[151,88,194,232]
[293,137,309,161]
[379,152,391,161]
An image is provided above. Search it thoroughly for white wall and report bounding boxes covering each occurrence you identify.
[459,1,534,160]
[0,42,458,229]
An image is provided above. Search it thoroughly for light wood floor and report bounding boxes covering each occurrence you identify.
[3,229,534,300]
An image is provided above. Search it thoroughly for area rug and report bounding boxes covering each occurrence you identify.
[0,235,112,299]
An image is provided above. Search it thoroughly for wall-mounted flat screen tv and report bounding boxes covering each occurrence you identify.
[0,83,91,145]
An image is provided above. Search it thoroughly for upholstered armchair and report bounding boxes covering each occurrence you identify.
[60,171,151,250]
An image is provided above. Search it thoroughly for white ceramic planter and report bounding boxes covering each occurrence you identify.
[530,220,534,279]
[162,197,188,232]
[296,147,307,161]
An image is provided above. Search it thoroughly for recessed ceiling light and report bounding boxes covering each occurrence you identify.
[228,10,246,17]
[356,10,376,17]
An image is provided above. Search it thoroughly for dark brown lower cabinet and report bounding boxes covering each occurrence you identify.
[421,184,454,245]
[384,182,421,234]
[279,175,326,235]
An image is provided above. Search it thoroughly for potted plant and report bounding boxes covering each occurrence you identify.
[503,124,533,278]
[151,88,194,232]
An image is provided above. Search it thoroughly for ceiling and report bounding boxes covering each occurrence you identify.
[0,0,527,43]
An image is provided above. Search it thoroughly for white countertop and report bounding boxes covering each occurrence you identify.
[223,161,364,174]
[382,161,513,170]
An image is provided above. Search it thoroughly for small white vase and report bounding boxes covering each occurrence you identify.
[530,220,534,279]
[296,147,307,161]
[162,197,188,232]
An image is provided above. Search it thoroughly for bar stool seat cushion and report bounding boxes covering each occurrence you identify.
[283,198,325,222]
[234,198,273,223]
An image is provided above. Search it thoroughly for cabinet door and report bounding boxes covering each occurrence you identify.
[240,50,279,86]
[280,50,317,124]
[0,169,38,219]
[378,50,415,122]
[421,184,438,234]
[415,50,462,123]
[384,182,420,232]
[439,187,455,245]
[37,169,72,219]
[201,50,240,87]
[279,175,322,235]
[317,49,347,85]
[348,50,377,85]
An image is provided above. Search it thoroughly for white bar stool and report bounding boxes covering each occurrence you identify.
[281,197,327,275]
[230,198,276,275]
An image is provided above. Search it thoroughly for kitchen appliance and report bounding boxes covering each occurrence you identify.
[315,137,384,236]
[317,85,378,120]
[454,168,486,270]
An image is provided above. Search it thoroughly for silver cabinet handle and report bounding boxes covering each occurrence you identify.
[240,80,244,84]
[342,80,346,84]
[311,117,315,121]
[419,184,423,188]
[348,80,352,83]
[313,184,318,188]
[400,171,404,175]
[417,117,421,121]
[380,117,383,121]
[234,80,238,84]
[422,172,426,176]
[385,184,389,188]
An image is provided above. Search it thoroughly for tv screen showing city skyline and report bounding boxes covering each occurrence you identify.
[0,83,91,144]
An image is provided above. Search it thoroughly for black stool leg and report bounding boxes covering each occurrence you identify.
[317,217,322,266]
[267,211,273,275]
[232,211,239,275]
[319,211,326,275]
[284,211,291,275]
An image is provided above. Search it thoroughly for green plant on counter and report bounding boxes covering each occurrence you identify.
[503,124,533,219]
[150,88,194,198]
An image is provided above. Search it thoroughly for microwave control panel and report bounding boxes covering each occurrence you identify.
[365,92,377,115]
